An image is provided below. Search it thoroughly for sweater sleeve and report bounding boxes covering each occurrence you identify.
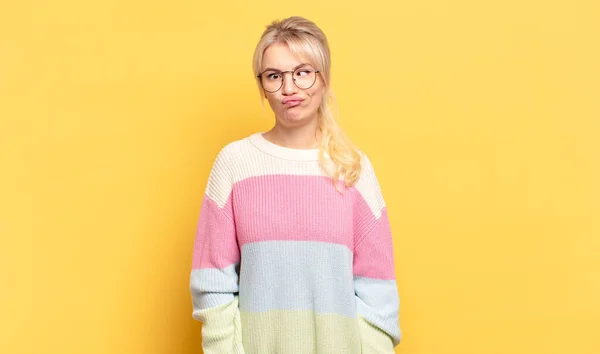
[189,146,245,354]
[353,153,401,352]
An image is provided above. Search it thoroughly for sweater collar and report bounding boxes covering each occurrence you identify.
[248,132,321,161]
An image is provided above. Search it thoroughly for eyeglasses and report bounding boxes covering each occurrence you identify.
[257,67,320,93]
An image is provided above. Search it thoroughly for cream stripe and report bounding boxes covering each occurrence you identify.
[358,315,397,352]
[205,135,386,218]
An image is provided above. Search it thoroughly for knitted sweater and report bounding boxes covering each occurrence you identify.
[190,132,401,354]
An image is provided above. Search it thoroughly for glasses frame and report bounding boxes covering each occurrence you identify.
[257,68,321,93]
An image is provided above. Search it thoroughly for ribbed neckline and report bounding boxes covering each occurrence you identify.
[248,132,320,161]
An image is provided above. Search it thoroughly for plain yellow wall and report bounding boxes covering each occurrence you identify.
[1,0,599,353]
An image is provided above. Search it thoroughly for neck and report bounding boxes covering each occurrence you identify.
[263,120,321,149]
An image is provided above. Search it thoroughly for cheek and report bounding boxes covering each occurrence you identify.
[265,95,280,110]
[308,81,326,104]
[308,90,324,108]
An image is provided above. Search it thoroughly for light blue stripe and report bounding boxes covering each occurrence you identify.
[239,241,356,317]
[354,276,401,345]
[190,264,239,310]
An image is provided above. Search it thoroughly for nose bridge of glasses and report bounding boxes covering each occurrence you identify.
[281,70,296,90]
[281,70,295,81]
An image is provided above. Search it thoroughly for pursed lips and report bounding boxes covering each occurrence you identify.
[282,97,304,107]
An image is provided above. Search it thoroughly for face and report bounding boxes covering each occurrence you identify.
[259,42,326,128]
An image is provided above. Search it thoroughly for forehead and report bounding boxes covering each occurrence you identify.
[261,42,313,70]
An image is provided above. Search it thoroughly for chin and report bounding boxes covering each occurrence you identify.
[284,114,304,122]
[279,109,302,120]
[277,113,313,127]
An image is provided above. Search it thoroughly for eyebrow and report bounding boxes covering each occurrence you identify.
[261,63,313,72]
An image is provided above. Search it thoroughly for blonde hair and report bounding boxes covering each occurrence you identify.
[252,16,362,191]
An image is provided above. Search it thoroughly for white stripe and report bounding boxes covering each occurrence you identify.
[204,134,386,219]
[354,154,386,219]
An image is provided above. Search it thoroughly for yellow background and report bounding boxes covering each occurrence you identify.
[1,0,598,353]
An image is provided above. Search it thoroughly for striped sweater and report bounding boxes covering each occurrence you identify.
[190,132,401,354]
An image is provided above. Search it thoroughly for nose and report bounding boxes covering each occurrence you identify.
[281,71,298,95]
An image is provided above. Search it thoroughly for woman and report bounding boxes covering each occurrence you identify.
[190,16,401,354]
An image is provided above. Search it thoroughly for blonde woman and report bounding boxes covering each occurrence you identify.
[190,16,401,354]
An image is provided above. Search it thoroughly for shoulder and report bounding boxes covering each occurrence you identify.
[205,138,249,205]
[353,150,386,216]
[208,134,260,184]
[356,150,380,186]
[209,135,253,173]
[206,138,243,183]
[213,137,246,163]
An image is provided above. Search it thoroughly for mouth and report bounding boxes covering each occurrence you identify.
[282,97,304,108]
[283,100,303,108]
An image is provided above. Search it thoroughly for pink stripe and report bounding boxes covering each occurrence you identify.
[233,175,356,250]
[191,195,240,269]
[353,188,379,244]
[353,208,396,280]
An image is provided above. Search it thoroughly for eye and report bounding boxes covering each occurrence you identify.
[266,72,281,80]
[295,70,311,77]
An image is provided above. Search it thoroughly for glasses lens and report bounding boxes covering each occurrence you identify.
[293,68,316,89]
[261,71,282,92]
[260,68,317,92]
